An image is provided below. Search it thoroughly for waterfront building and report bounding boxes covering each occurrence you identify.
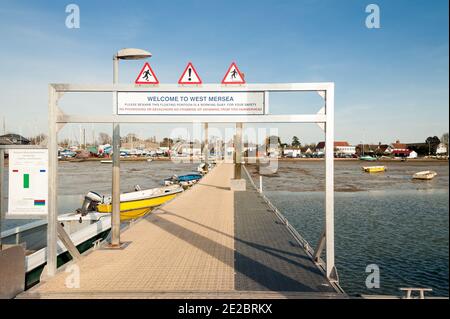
[436,143,448,155]
[316,141,355,155]
[386,140,411,157]
[0,133,30,145]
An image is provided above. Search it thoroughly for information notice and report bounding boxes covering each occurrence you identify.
[117,91,265,115]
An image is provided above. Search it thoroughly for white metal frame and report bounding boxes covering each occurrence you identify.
[46,82,336,280]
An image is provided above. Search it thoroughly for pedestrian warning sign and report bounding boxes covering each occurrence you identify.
[135,62,159,84]
[178,62,202,84]
[222,62,245,84]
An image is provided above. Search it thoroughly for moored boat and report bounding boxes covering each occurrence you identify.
[362,166,386,173]
[197,162,213,174]
[78,185,183,220]
[412,170,437,180]
[360,155,377,161]
[164,173,202,187]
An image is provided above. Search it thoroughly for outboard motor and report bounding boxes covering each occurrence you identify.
[77,191,103,216]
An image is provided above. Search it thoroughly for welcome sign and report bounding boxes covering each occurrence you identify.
[117,92,265,115]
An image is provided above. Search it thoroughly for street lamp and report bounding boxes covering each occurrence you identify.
[111,48,152,248]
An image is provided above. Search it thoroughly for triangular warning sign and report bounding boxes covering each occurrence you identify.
[221,62,245,84]
[178,62,202,84]
[135,62,159,84]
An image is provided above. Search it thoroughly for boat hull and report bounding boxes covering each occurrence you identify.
[413,171,437,180]
[362,166,386,173]
[96,191,180,220]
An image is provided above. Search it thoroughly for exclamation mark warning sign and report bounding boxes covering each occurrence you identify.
[178,62,202,84]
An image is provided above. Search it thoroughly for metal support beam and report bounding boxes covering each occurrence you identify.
[47,85,58,276]
[325,84,336,280]
[52,82,335,93]
[111,123,121,247]
[0,149,4,250]
[59,114,327,124]
[234,123,243,179]
[313,229,326,262]
[111,56,121,247]
[56,223,81,260]
[203,123,208,167]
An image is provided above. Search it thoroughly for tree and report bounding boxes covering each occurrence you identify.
[28,133,47,145]
[425,136,440,155]
[291,136,301,148]
[98,132,112,145]
[160,137,173,147]
[441,133,449,147]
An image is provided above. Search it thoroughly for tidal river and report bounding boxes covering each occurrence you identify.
[2,160,448,297]
[247,160,449,297]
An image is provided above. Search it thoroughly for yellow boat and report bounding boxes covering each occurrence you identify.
[362,166,386,173]
[96,185,183,220]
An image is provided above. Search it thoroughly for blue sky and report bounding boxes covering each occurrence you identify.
[0,0,448,145]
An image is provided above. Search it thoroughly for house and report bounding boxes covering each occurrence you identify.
[386,140,411,157]
[0,133,30,145]
[283,147,302,158]
[406,143,428,156]
[408,150,418,159]
[316,141,355,155]
[356,143,389,156]
[436,143,448,155]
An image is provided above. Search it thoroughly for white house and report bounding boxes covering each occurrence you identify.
[316,141,356,155]
[283,148,302,157]
[408,150,418,159]
[436,143,448,155]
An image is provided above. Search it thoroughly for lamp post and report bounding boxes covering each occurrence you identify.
[111,48,151,247]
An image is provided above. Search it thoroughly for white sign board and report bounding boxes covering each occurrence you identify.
[117,91,265,115]
[8,149,48,216]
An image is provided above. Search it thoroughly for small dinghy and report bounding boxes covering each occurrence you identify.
[413,171,437,180]
[164,173,202,187]
[360,155,377,161]
[362,166,386,173]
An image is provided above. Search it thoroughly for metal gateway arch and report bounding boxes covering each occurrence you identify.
[46,82,337,281]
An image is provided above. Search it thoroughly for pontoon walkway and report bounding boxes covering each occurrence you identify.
[19,163,345,299]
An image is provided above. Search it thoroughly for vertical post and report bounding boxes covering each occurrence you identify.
[259,175,262,193]
[111,56,121,247]
[0,148,4,249]
[325,84,335,280]
[234,123,243,179]
[203,123,209,167]
[47,85,58,276]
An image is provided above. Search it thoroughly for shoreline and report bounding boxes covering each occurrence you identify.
[2,156,448,165]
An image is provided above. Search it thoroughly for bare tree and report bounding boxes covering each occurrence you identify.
[98,132,112,145]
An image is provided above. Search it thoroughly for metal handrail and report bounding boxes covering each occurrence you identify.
[242,164,344,294]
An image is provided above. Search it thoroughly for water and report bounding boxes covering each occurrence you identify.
[247,160,449,297]
[2,160,197,230]
[2,159,448,297]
